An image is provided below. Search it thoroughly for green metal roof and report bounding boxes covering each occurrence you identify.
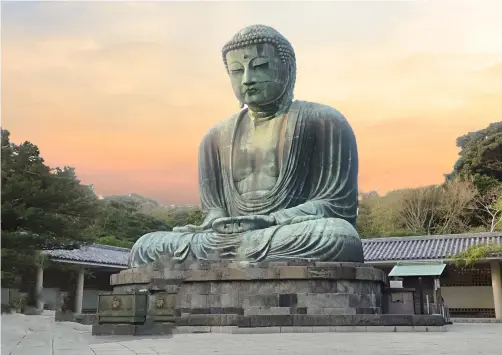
[388,263,446,277]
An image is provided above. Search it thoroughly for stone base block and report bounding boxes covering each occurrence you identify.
[92,322,175,336]
[75,313,97,325]
[1,304,13,314]
[234,325,447,333]
[55,311,76,322]
[97,292,148,324]
[112,261,388,320]
[175,323,447,334]
[22,307,43,315]
[174,314,445,328]
[108,261,447,335]
[55,312,97,325]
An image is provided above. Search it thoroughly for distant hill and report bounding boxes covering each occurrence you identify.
[103,193,161,210]
[101,193,204,227]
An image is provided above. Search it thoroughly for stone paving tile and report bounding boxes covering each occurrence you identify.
[2,312,502,355]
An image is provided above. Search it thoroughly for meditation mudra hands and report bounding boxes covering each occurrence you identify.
[212,215,276,234]
[173,215,276,234]
[172,214,324,234]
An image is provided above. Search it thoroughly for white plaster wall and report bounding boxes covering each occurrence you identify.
[442,286,494,308]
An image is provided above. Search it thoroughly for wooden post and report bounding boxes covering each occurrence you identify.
[418,277,424,315]
[75,268,85,314]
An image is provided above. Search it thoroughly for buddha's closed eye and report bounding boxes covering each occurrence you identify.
[252,58,270,69]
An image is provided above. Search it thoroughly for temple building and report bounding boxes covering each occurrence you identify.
[2,232,501,320]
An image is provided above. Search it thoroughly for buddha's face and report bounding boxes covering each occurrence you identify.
[226,43,289,108]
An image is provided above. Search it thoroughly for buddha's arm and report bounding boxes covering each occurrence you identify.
[271,107,358,227]
[173,129,229,232]
[270,199,357,226]
[198,127,229,221]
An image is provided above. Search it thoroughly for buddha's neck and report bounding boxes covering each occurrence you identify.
[248,104,280,123]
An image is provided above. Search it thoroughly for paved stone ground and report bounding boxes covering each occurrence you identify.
[2,311,502,355]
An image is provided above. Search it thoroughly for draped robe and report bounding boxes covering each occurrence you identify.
[129,100,364,267]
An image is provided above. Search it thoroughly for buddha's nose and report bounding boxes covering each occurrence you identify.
[242,70,257,86]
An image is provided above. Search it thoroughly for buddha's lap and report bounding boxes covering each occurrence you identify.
[132,217,359,250]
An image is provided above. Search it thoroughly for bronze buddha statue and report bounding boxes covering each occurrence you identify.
[129,24,364,267]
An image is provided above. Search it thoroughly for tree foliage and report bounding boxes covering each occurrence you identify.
[1,129,101,288]
[357,122,501,238]
[146,205,204,228]
[357,190,413,238]
[94,236,134,249]
[87,196,172,246]
[397,178,477,235]
[472,184,502,232]
[453,243,502,267]
[449,121,502,191]
[357,179,478,237]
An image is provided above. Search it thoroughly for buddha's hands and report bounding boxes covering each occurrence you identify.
[212,215,276,234]
[173,219,214,233]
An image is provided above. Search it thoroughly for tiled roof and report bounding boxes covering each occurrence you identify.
[45,244,129,268]
[362,232,502,262]
[45,232,502,267]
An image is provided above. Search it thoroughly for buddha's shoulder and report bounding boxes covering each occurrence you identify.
[200,112,240,142]
[295,100,349,126]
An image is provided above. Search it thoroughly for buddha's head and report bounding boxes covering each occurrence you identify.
[222,25,296,115]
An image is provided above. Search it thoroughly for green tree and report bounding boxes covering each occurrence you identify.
[453,243,502,267]
[146,205,204,228]
[357,190,411,238]
[95,236,134,249]
[357,179,478,237]
[88,197,172,246]
[1,129,100,290]
[448,121,502,191]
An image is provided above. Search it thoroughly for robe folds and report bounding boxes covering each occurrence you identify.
[129,100,364,267]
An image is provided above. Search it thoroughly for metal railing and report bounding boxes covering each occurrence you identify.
[424,302,451,324]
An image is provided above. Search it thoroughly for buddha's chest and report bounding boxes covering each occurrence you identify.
[232,115,286,180]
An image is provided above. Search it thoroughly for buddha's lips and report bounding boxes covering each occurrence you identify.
[244,81,272,94]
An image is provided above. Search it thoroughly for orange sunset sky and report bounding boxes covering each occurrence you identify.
[2,1,502,205]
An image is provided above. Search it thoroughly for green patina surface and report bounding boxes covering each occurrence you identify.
[389,263,446,277]
[97,292,148,324]
[148,292,176,323]
[129,24,364,267]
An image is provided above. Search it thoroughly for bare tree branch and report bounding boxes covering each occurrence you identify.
[473,185,502,232]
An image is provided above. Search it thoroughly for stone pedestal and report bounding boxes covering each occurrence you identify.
[96,292,148,324]
[172,261,385,317]
[103,261,446,333]
[92,277,179,336]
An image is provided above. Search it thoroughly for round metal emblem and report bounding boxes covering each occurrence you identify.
[155,296,165,309]
[111,297,121,310]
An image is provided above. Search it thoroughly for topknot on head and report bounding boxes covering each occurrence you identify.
[221,24,295,68]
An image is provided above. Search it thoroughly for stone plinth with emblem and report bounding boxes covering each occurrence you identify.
[98,261,446,334]
[92,272,179,336]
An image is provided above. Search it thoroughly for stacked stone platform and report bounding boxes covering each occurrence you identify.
[112,261,385,316]
[91,260,446,334]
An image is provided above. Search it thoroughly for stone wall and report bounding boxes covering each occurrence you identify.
[178,279,382,316]
[111,261,386,318]
[95,261,448,334]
